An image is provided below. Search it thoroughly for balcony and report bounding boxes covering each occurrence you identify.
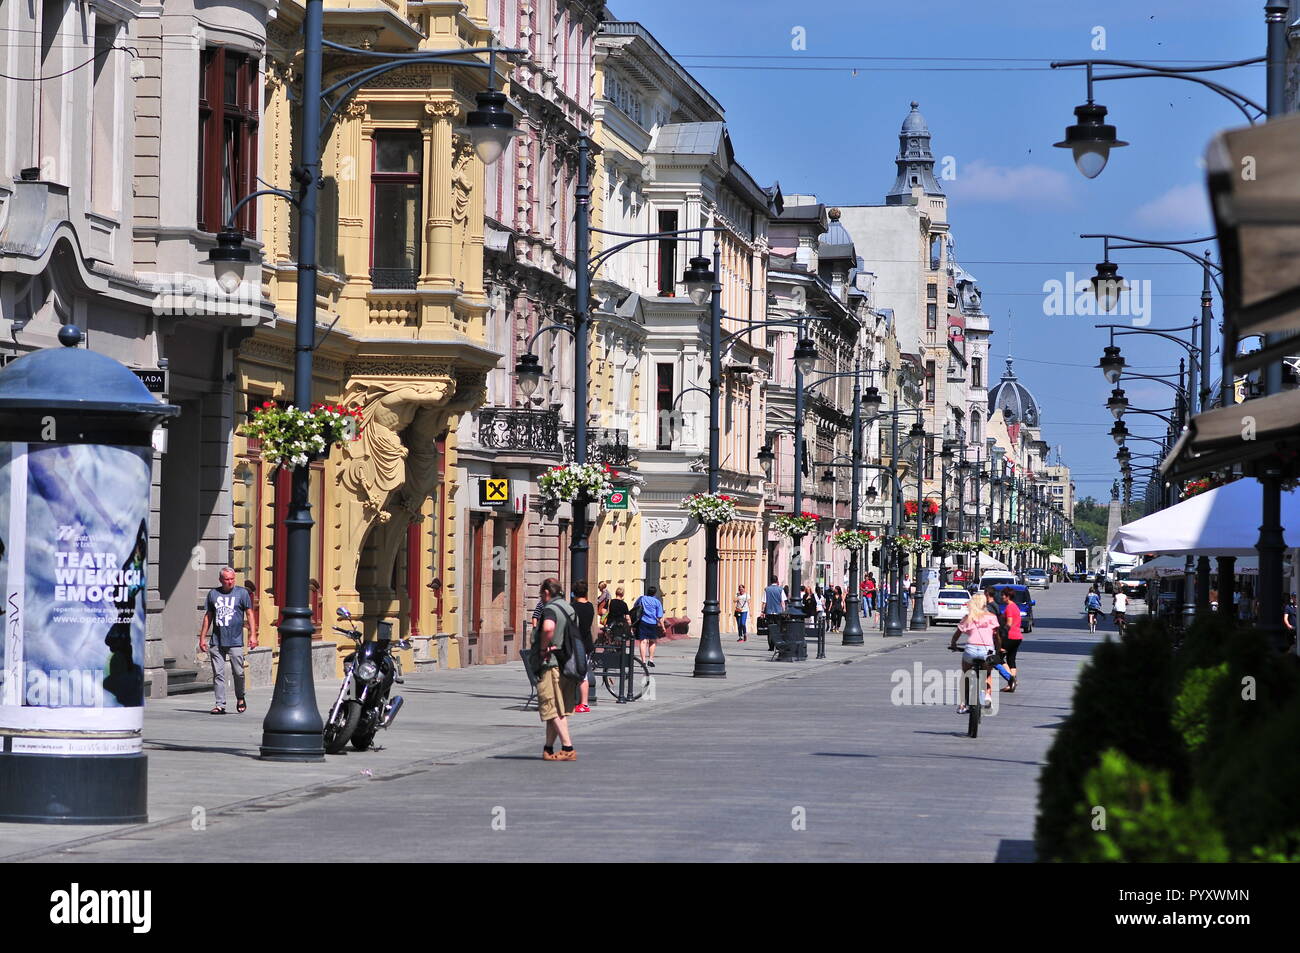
[477,408,562,456]
[563,426,635,469]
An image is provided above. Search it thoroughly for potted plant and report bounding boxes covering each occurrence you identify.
[774,511,819,537]
[242,400,363,470]
[832,529,876,550]
[681,492,738,524]
[538,462,614,509]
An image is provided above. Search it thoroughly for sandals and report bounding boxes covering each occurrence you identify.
[210,706,226,715]
[237,698,247,714]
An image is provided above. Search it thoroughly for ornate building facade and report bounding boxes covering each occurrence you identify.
[450,0,609,665]
[593,19,775,624]
[1,0,278,695]
[231,0,504,678]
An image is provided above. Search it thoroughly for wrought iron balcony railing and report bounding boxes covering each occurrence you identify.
[477,408,562,456]
[369,267,418,290]
[562,426,634,469]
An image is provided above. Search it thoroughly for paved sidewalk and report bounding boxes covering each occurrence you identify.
[0,624,919,860]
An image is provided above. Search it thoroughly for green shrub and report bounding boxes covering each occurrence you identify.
[1075,749,1228,863]
[1171,662,1229,752]
[1035,622,1184,861]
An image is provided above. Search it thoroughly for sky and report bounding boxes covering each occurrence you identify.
[611,0,1266,503]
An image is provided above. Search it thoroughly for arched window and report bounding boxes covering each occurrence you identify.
[971,412,982,444]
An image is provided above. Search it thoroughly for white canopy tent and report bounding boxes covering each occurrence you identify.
[1111,480,1300,557]
[1129,555,1259,580]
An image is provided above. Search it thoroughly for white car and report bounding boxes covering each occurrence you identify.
[934,588,974,624]
[1024,569,1050,589]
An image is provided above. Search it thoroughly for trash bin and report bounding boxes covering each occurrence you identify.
[0,326,177,823]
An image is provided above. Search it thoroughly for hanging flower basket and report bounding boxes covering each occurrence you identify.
[888,533,932,555]
[774,511,819,538]
[243,400,363,470]
[681,492,738,524]
[538,462,613,507]
[904,499,940,518]
[831,529,876,550]
[1182,475,1235,499]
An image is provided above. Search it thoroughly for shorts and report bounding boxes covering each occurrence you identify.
[1004,638,1022,668]
[963,645,994,663]
[536,667,578,722]
[635,624,661,641]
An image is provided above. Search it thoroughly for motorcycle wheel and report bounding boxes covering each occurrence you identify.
[350,730,375,752]
[324,699,362,754]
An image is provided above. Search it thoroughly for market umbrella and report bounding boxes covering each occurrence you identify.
[1129,554,1259,579]
[1111,480,1300,557]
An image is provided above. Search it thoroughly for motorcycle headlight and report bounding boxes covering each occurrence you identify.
[356,660,379,682]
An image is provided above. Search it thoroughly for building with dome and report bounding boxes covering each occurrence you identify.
[988,357,1040,428]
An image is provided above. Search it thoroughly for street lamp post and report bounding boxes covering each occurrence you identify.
[908,421,928,631]
[842,365,865,645]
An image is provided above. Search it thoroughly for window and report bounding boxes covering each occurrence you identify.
[927,283,937,301]
[657,210,678,296]
[925,360,935,404]
[90,20,119,212]
[605,72,644,126]
[198,47,259,235]
[926,303,937,329]
[656,363,674,449]
[370,133,423,289]
[39,0,65,181]
[971,357,982,388]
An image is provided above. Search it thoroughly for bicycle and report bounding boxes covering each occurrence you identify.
[1086,608,1099,634]
[1114,612,1128,638]
[949,646,990,738]
[593,630,653,702]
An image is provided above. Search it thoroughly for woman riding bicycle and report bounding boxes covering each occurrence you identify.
[948,597,1003,714]
[1084,589,1103,633]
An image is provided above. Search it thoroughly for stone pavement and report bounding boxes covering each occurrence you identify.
[2,585,1117,862]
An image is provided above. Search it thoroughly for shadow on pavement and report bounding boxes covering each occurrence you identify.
[146,741,262,760]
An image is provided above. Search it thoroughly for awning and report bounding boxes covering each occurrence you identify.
[1206,111,1300,376]
[1161,389,1300,481]
[1129,554,1258,579]
[1111,478,1300,557]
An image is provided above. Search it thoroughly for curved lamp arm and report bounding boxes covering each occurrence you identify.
[1051,57,1265,123]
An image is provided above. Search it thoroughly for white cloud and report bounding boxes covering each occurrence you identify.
[1132,182,1211,230]
[944,159,1075,206]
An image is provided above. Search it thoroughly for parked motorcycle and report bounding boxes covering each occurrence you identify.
[323,607,410,754]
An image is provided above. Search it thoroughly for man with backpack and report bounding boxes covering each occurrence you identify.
[532,578,580,761]
[630,585,666,667]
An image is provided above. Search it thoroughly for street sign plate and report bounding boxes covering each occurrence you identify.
[605,489,629,510]
[480,477,509,505]
[132,368,168,393]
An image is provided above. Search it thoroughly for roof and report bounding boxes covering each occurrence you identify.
[988,356,1041,427]
[652,121,724,155]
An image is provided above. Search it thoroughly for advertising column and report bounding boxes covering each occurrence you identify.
[0,326,177,824]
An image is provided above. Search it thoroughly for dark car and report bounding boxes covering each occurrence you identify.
[987,583,1036,634]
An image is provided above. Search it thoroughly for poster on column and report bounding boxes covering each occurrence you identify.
[0,442,151,748]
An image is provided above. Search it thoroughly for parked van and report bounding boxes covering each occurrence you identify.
[975,572,1017,592]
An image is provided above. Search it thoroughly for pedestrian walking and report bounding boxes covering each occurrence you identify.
[863,573,878,623]
[828,586,843,631]
[572,580,595,713]
[197,567,257,715]
[631,585,666,667]
[998,588,1023,692]
[531,578,578,760]
[605,587,631,642]
[762,575,785,650]
[595,580,611,627]
[734,584,750,642]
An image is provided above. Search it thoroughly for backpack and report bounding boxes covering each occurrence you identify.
[630,597,644,628]
[545,599,588,682]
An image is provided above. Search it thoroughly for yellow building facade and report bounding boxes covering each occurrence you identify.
[231,1,505,676]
